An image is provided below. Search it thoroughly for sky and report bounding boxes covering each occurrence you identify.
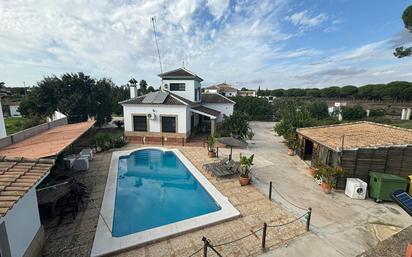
[0,0,412,89]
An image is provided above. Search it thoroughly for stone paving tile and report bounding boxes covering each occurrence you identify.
[42,145,306,257]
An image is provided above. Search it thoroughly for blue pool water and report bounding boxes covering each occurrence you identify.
[112,149,221,237]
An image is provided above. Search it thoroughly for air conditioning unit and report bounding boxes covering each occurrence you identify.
[147,113,156,120]
[345,178,367,199]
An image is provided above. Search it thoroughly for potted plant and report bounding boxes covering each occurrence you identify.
[207,136,216,158]
[285,133,298,156]
[307,160,321,177]
[239,154,254,186]
[315,164,344,194]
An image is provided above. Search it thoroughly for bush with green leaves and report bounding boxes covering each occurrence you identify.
[341,105,367,121]
[274,99,314,137]
[218,112,253,140]
[95,132,111,151]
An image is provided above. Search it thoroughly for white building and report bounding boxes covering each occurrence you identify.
[0,100,7,138]
[9,104,21,117]
[0,159,54,257]
[121,68,235,143]
[238,90,256,97]
[204,83,238,97]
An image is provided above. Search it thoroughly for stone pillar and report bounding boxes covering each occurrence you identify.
[211,118,216,136]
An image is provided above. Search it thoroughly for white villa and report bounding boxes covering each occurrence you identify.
[121,68,235,144]
[204,83,238,97]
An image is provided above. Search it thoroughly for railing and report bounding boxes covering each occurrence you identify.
[188,208,311,257]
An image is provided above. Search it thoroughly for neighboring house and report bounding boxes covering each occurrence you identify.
[204,83,238,97]
[0,100,7,138]
[238,90,256,97]
[9,103,21,117]
[259,95,276,104]
[121,68,235,143]
[0,158,54,257]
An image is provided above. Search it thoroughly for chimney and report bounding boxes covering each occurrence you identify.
[129,85,137,98]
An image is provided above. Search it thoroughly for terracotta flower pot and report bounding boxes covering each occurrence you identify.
[208,151,216,158]
[307,167,318,177]
[287,148,295,156]
[239,176,250,186]
[321,182,332,194]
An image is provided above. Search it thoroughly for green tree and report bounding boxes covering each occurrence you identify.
[139,80,148,95]
[320,86,340,98]
[232,96,274,121]
[341,105,366,121]
[20,72,114,126]
[19,76,61,118]
[112,85,129,115]
[340,85,358,98]
[306,88,321,98]
[271,89,285,97]
[274,99,313,137]
[91,78,113,126]
[218,112,252,139]
[307,99,329,119]
[394,5,412,58]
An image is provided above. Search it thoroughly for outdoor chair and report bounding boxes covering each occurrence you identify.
[80,148,94,161]
[63,154,76,169]
[203,159,240,178]
[72,157,89,172]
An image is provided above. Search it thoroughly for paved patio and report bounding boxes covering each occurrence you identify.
[41,145,306,257]
[219,121,412,257]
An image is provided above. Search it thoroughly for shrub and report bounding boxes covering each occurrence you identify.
[341,105,367,121]
[218,112,252,139]
[95,132,111,151]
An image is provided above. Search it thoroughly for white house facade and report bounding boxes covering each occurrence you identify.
[204,83,238,97]
[121,68,235,143]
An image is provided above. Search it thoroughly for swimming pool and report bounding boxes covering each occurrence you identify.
[91,147,239,256]
[113,149,221,236]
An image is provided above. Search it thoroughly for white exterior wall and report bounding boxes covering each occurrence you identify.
[163,79,197,102]
[0,100,7,138]
[1,188,41,257]
[9,105,21,117]
[222,91,237,97]
[202,103,234,122]
[204,89,218,94]
[194,81,201,103]
[123,104,189,134]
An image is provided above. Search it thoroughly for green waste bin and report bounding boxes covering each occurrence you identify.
[369,172,408,202]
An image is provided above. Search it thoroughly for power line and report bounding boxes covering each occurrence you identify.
[151,16,163,73]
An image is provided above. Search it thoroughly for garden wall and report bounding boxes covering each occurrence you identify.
[0,117,68,149]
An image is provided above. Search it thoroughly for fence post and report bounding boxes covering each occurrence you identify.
[261,222,267,251]
[269,181,272,200]
[216,147,219,158]
[202,237,208,257]
[306,208,312,231]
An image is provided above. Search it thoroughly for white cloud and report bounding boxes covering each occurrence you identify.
[285,10,328,28]
[0,0,411,89]
[206,0,230,19]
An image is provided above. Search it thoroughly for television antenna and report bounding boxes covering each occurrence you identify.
[151,17,163,73]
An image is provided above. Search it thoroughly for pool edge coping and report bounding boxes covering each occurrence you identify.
[90,146,240,257]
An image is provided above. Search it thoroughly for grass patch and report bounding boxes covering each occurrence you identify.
[4,117,29,135]
[392,120,412,129]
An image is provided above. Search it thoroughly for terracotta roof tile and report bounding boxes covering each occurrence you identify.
[0,159,53,217]
[297,121,412,151]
